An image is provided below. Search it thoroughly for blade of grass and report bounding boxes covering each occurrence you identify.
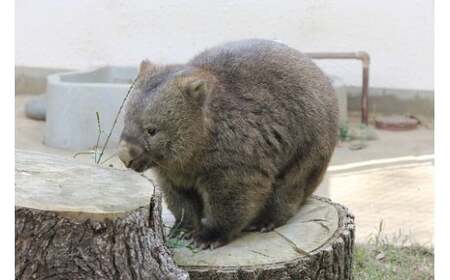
[97,77,138,163]
[95,111,102,164]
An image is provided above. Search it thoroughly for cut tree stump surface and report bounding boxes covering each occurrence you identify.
[15,149,153,217]
[172,197,339,266]
[170,197,354,279]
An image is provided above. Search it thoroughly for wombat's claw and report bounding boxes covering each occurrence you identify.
[179,230,194,240]
[244,222,275,233]
[244,224,259,232]
[191,237,226,250]
[209,240,225,250]
[259,223,275,233]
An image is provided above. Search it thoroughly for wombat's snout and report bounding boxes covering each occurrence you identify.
[118,140,144,168]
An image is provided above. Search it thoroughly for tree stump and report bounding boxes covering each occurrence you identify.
[15,150,189,280]
[169,197,355,280]
[16,149,355,280]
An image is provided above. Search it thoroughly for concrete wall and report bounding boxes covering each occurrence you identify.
[16,0,433,90]
[346,86,434,119]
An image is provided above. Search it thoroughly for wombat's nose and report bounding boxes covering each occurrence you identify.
[118,141,144,168]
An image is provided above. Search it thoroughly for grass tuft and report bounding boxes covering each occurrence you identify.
[353,221,434,279]
[72,77,138,164]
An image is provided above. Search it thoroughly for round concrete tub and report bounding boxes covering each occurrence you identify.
[45,66,137,150]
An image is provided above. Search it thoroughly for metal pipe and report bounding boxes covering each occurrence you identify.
[305,51,370,125]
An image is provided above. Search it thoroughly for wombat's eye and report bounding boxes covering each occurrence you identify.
[146,128,158,136]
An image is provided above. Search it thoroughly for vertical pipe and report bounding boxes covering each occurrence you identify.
[306,51,370,125]
[359,51,370,125]
[361,66,369,125]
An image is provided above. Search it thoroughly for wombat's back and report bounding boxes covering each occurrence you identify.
[189,39,338,162]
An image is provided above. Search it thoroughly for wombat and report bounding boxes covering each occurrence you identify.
[118,39,339,249]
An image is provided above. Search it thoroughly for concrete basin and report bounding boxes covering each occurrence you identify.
[45,66,137,150]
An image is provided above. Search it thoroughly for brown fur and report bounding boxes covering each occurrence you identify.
[118,39,339,248]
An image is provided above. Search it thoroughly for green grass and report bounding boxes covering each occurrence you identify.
[353,224,434,279]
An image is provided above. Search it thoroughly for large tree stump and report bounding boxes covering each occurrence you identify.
[15,150,188,280]
[169,197,355,280]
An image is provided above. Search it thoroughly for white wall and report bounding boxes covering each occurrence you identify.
[16,0,433,90]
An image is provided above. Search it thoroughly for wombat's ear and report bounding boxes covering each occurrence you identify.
[182,78,210,105]
[138,59,156,77]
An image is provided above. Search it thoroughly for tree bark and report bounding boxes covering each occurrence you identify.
[15,192,188,280]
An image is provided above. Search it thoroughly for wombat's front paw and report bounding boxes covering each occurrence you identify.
[191,235,227,250]
[189,227,229,250]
